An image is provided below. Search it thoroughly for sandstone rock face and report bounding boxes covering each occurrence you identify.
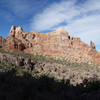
[3,36,25,52]
[0,36,6,48]
[54,27,69,36]
[0,25,100,64]
[90,41,95,49]
[9,26,33,49]
[10,25,23,37]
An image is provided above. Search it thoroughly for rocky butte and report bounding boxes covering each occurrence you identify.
[0,25,100,64]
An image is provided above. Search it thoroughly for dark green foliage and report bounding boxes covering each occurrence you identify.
[0,69,100,100]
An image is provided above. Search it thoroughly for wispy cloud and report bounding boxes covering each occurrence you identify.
[0,0,49,18]
[30,0,100,48]
[30,0,79,31]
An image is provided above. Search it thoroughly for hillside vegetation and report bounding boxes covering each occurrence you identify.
[0,49,100,100]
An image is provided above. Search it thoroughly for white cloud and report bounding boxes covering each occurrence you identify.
[30,0,79,31]
[81,0,100,12]
[0,0,49,18]
[30,0,100,49]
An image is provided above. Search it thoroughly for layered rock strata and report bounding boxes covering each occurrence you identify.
[0,25,100,64]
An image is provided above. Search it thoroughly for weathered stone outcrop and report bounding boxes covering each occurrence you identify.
[3,36,25,52]
[0,52,35,70]
[0,25,100,64]
[90,41,95,49]
[10,25,23,37]
[0,36,6,48]
[9,25,33,49]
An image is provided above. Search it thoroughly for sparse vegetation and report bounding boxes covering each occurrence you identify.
[0,48,100,99]
[0,68,100,100]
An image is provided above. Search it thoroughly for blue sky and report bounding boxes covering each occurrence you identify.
[0,0,100,51]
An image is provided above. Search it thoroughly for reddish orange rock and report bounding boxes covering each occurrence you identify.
[0,36,6,48]
[0,25,100,64]
[90,41,95,49]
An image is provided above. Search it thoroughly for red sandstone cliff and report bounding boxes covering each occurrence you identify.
[0,25,100,64]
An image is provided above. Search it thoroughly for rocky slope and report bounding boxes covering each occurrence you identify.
[0,48,100,85]
[0,25,100,64]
